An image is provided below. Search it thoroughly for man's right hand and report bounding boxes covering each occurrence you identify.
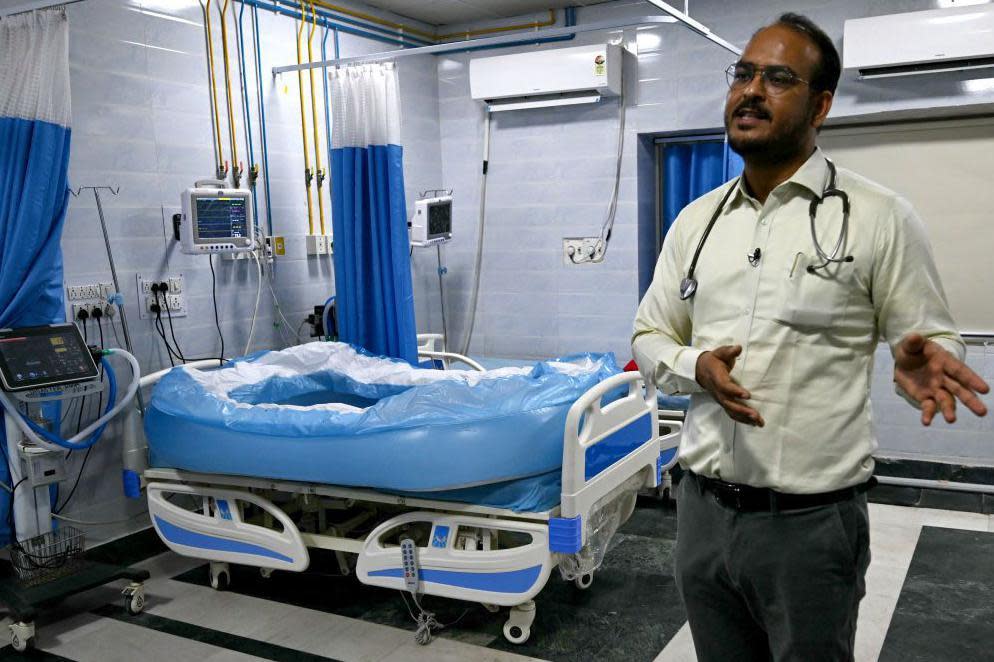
[696,345,765,427]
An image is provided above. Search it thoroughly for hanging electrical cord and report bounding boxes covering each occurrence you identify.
[306,0,327,235]
[295,10,316,235]
[251,4,274,238]
[245,249,264,355]
[154,289,186,363]
[398,590,471,646]
[209,255,227,360]
[200,0,227,180]
[155,318,179,365]
[54,447,93,515]
[266,269,300,346]
[218,0,242,187]
[459,111,493,357]
[596,84,627,259]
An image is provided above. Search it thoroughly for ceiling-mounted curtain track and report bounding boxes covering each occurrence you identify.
[273,14,740,75]
[0,0,85,18]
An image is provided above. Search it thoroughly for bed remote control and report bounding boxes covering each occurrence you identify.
[400,538,419,593]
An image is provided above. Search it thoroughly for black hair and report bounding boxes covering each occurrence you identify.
[765,13,841,95]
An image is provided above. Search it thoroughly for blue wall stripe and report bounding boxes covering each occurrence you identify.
[154,516,294,564]
[368,564,542,593]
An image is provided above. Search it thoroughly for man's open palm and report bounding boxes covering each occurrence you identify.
[894,333,989,426]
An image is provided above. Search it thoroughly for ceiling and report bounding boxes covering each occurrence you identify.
[361,0,609,27]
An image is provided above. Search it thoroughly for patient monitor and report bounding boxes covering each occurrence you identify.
[409,192,452,247]
[180,183,254,254]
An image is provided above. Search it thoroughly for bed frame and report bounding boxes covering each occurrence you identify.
[140,361,677,645]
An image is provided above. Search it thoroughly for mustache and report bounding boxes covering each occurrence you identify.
[733,102,772,118]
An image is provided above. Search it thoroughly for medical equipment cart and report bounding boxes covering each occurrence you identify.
[0,323,149,652]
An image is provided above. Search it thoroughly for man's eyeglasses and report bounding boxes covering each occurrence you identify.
[725,63,810,94]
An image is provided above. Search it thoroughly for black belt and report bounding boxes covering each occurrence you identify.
[690,471,876,512]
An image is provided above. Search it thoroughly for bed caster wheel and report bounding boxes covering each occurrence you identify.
[123,582,146,615]
[210,562,231,591]
[503,623,530,645]
[503,600,535,645]
[481,603,500,613]
[574,573,594,590]
[9,622,35,653]
[259,567,274,579]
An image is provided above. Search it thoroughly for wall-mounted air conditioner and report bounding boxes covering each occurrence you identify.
[470,43,623,112]
[844,4,994,79]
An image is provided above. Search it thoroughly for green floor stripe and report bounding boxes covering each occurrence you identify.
[92,604,345,662]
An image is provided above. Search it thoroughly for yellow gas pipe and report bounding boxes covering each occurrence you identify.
[218,0,241,186]
[306,1,327,236]
[201,0,226,179]
[296,11,315,235]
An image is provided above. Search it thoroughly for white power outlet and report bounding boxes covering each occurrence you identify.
[137,274,187,320]
[563,237,605,265]
[306,234,330,256]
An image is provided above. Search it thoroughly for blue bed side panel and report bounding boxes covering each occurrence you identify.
[584,413,654,481]
[368,565,542,593]
[153,516,294,563]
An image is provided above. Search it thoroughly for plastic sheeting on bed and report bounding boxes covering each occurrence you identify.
[146,342,620,497]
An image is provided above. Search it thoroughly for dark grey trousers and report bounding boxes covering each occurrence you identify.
[674,473,871,662]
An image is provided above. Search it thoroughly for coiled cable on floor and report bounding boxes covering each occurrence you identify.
[398,591,470,646]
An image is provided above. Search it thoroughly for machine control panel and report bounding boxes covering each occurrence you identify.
[0,324,99,392]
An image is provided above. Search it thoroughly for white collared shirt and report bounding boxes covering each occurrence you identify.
[632,148,964,493]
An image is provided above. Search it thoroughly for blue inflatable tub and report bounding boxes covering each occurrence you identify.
[145,343,620,499]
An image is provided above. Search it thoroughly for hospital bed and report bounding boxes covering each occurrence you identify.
[133,344,683,645]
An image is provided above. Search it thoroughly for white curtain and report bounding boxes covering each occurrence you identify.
[0,8,70,126]
[328,62,401,148]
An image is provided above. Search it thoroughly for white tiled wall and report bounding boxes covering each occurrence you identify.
[433,0,994,463]
[60,0,441,541]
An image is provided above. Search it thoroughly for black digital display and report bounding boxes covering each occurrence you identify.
[195,197,248,242]
[428,201,451,237]
[0,324,99,392]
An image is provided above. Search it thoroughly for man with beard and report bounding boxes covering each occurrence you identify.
[632,13,989,662]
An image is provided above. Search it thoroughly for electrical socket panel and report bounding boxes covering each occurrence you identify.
[136,274,187,320]
[266,235,286,257]
[306,234,331,256]
[562,237,605,265]
[66,281,116,323]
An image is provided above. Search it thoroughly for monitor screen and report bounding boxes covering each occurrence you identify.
[428,201,451,236]
[0,324,99,392]
[194,196,248,243]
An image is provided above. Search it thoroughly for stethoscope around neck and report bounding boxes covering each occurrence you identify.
[679,157,853,301]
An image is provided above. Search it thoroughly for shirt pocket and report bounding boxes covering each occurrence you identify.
[774,252,855,329]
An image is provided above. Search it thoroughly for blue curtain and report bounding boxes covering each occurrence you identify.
[328,65,417,364]
[661,140,743,238]
[0,9,72,545]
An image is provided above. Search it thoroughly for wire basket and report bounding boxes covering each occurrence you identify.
[9,526,86,586]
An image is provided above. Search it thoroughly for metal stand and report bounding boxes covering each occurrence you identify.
[69,186,145,413]
[0,562,149,652]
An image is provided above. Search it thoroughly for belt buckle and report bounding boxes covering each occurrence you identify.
[718,482,745,510]
[729,484,745,510]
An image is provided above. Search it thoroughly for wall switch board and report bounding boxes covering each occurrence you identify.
[136,274,187,320]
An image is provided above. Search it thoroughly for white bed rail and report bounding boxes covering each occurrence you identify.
[417,333,484,371]
[556,372,659,549]
[147,482,309,572]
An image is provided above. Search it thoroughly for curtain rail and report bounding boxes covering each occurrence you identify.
[0,0,85,19]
